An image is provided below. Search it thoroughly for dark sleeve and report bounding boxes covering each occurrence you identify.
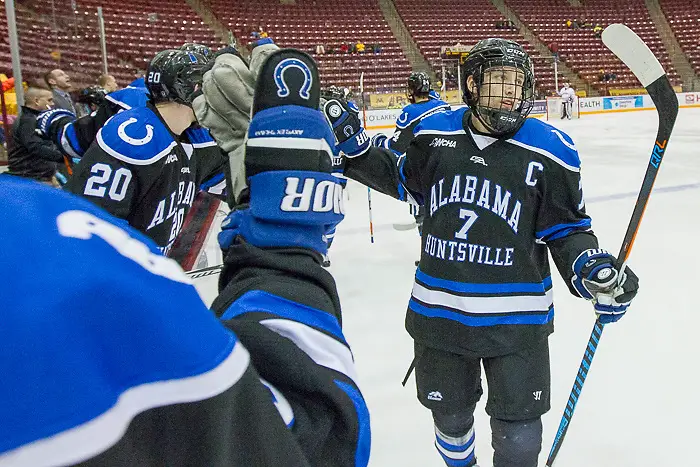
[344,136,430,204]
[16,118,64,163]
[386,119,419,156]
[195,145,228,200]
[64,144,143,221]
[539,165,600,296]
[211,243,369,467]
[47,104,114,158]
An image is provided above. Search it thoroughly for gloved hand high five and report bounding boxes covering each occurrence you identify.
[193,40,279,205]
[321,98,370,158]
[218,49,344,257]
[571,249,640,323]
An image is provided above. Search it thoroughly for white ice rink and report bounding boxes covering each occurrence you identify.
[194,108,700,467]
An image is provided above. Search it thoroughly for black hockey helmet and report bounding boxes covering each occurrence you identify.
[407,71,431,102]
[321,85,350,101]
[180,43,213,63]
[146,49,207,107]
[77,85,107,107]
[461,38,534,135]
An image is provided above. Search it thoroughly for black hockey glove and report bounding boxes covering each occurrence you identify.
[321,98,370,157]
[217,49,344,257]
[571,249,639,323]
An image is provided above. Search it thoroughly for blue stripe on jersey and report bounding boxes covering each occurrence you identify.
[200,172,225,191]
[334,380,371,467]
[536,219,591,241]
[64,123,84,155]
[416,269,552,295]
[409,299,554,327]
[220,290,346,343]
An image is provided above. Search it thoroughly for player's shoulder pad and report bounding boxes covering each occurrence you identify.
[105,86,149,111]
[507,118,580,172]
[96,106,175,165]
[395,98,451,129]
[0,177,243,461]
[413,106,468,137]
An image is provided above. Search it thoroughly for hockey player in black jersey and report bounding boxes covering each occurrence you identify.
[324,38,639,467]
[63,49,227,254]
[0,49,368,467]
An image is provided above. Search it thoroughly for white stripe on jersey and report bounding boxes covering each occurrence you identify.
[411,282,553,314]
[247,136,335,158]
[261,318,359,385]
[414,129,467,137]
[0,340,250,467]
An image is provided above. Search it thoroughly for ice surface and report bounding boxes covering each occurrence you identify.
[194,108,700,466]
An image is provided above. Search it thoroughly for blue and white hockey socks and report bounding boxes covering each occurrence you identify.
[434,425,477,467]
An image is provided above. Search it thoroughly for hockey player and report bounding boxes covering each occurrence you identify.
[0,49,368,466]
[369,71,449,263]
[324,38,639,467]
[558,82,576,119]
[63,49,227,254]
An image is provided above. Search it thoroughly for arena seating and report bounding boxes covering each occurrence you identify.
[659,0,700,75]
[505,0,682,92]
[206,0,411,91]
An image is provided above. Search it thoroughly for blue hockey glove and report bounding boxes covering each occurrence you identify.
[571,249,639,323]
[218,49,344,256]
[35,108,75,138]
[321,98,370,157]
[371,132,388,149]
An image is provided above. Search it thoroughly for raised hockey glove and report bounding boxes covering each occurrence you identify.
[571,249,639,323]
[218,49,344,257]
[35,108,76,138]
[321,98,370,157]
[193,40,279,204]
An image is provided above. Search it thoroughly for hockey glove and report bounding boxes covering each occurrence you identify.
[370,132,388,149]
[193,40,279,204]
[321,98,370,157]
[35,109,76,138]
[218,49,344,257]
[571,249,639,323]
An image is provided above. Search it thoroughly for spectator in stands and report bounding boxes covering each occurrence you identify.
[506,19,516,30]
[44,69,76,114]
[355,41,366,53]
[566,19,573,28]
[5,87,64,187]
[598,69,607,82]
[372,43,382,54]
[594,24,604,38]
[98,74,119,93]
[549,41,559,61]
[316,44,325,55]
[340,43,349,54]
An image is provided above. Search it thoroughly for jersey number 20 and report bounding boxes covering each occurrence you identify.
[85,163,133,201]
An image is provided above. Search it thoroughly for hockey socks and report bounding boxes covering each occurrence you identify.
[434,425,477,467]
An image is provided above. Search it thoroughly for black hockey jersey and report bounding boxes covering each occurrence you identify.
[346,108,599,356]
[0,176,369,467]
[375,97,450,157]
[65,105,227,254]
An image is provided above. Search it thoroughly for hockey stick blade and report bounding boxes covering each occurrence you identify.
[186,264,223,279]
[393,222,418,231]
[546,24,679,467]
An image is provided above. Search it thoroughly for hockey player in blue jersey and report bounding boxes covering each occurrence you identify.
[0,48,368,466]
[324,38,639,467]
[60,49,227,254]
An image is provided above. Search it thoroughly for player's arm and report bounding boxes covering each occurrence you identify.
[36,105,114,159]
[534,130,639,322]
[186,125,229,199]
[370,115,418,157]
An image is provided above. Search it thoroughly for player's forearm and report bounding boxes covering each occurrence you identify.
[548,231,600,295]
[344,146,402,198]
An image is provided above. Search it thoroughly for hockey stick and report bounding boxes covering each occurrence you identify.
[359,71,375,243]
[185,263,223,279]
[546,24,679,466]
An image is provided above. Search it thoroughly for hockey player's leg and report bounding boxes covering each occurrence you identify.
[433,409,478,466]
[483,338,550,467]
[490,417,542,467]
[414,343,483,466]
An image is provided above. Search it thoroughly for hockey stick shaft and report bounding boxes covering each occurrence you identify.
[546,24,678,466]
[359,72,374,243]
[367,186,375,243]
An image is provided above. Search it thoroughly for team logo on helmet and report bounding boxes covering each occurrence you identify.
[274,58,313,100]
